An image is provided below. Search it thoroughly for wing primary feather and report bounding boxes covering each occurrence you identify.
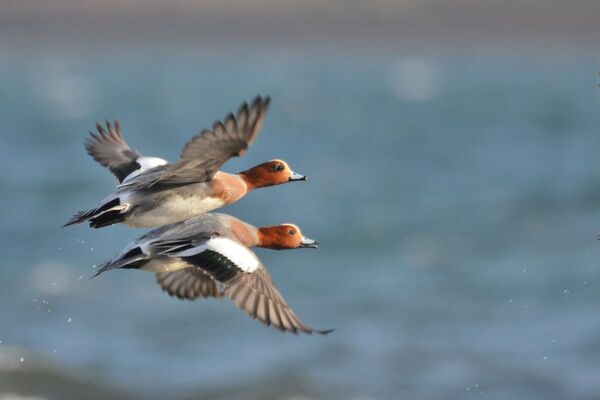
[256,295,269,324]
[268,301,282,331]
[152,96,271,186]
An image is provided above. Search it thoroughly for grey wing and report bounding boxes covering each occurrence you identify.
[147,216,227,251]
[152,96,271,186]
[224,266,333,335]
[115,165,168,191]
[156,268,223,300]
[85,120,143,183]
[159,234,332,334]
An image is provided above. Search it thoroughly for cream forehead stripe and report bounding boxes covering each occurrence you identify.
[281,223,301,232]
[269,159,288,167]
[171,237,260,273]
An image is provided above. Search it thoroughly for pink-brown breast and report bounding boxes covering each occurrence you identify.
[210,172,248,205]
[229,219,259,248]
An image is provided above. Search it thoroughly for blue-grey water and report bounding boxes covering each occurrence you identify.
[1,49,600,399]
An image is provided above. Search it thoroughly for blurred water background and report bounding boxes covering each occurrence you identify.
[2,1,600,400]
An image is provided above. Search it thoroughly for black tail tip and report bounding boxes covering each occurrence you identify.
[62,212,88,228]
[316,328,335,335]
[61,221,78,228]
[89,262,110,279]
[88,272,101,280]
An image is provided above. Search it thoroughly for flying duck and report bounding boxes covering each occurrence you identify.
[93,213,332,335]
[64,96,306,228]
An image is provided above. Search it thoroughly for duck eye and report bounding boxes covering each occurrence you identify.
[288,229,296,235]
[274,164,285,172]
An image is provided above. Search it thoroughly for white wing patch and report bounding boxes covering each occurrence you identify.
[138,156,168,170]
[122,156,168,183]
[172,237,259,273]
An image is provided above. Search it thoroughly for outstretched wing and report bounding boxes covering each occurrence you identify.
[85,120,167,183]
[85,120,143,182]
[224,266,332,335]
[152,96,271,186]
[156,268,223,300]
[164,236,332,335]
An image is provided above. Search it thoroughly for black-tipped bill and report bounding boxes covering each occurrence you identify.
[289,171,307,181]
[300,236,319,248]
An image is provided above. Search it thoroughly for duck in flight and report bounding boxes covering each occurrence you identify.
[64,96,307,228]
[93,213,332,335]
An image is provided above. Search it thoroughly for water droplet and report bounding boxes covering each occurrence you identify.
[67,318,72,323]
[563,289,570,294]
[552,338,557,343]
[19,357,24,362]
[522,268,527,273]
[543,356,548,360]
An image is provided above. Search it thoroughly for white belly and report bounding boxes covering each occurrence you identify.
[127,195,225,227]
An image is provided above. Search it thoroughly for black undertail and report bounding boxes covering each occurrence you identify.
[119,247,144,268]
[89,209,127,228]
[63,198,123,227]
[92,246,146,278]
